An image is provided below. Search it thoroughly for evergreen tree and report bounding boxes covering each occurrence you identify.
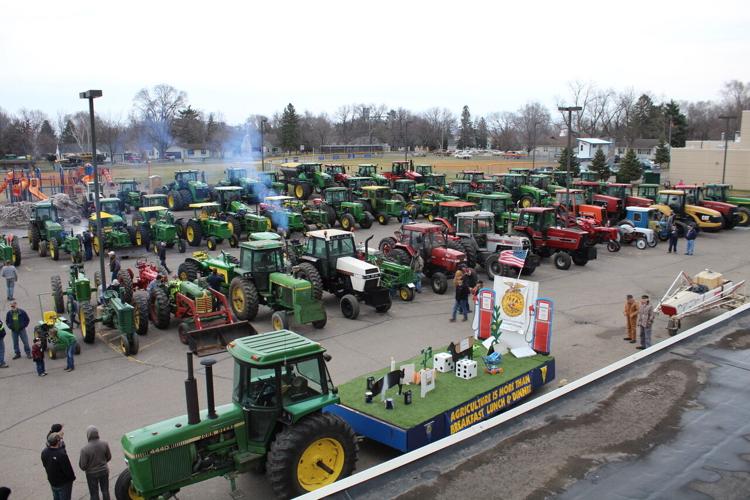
[654,140,670,167]
[664,100,687,147]
[589,148,610,181]
[557,147,580,178]
[457,105,474,149]
[617,149,642,182]
[61,120,77,144]
[172,106,204,146]
[280,103,300,152]
[37,120,57,155]
[475,117,489,149]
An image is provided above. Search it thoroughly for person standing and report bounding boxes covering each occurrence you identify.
[685,224,697,255]
[0,319,7,368]
[47,424,66,450]
[636,295,655,349]
[41,432,76,500]
[82,231,93,261]
[158,242,170,273]
[6,301,31,359]
[79,426,112,500]
[206,269,223,291]
[450,278,470,322]
[411,254,424,293]
[32,337,46,376]
[108,252,121,282]
[667,224,679,253]
[623,294,639,344]
[1,260,18,300]
[52,327,77,371]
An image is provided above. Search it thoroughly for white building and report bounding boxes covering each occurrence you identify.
[576,138,612,161]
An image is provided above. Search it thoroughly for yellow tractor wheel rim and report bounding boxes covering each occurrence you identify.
[186,226,194,241]
[232,287,245,311]
[128,484,145,500]
[341,218,350,229]
[11,248,15,262]
[265,218,272,230]
[521,198,532,208]
[297,438,346,490]
[50,245,55,258]
[740,211,749,225]
[208,239,215,250]
[134,310,140,330]
[93,237,100,254]
[272,315,284,330]
[399,288,410,300]
[295,185,305,198]
[120,337,128,354]
[179,271,188,281]
[135,231,142,246]
[80,311,86,337]
[227,221,234,234]
[168,195,175,208]
[427,214,434,222]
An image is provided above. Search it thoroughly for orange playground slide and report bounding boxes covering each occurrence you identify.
[28,178,48,200]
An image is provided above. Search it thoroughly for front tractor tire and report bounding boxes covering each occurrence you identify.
[229,277,259,321]
[114,469,143,500]
[267,413,358,499]
[553,252,572,270]
[79,302,96,344]
[431,271,448,294]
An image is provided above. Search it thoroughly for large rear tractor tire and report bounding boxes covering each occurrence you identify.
[458,239,478,268]
[29,224,41,251]
[226,215,241,238]
[295,263,324,300]
[79,302,96,344]
[133,292,149,336]
[378,237,397,255]
[386,248,411,266]
[376,213,390,225]
[736,207,750,227]
[572,253,589,266]
[49,238,60,261]
[185,220,203,247]
[339,213,356,231]
[359,211,374,229]
[10,237,21,266]
[229,277,259,321]
[51,276,65,314]
[120,333,138,356]
[553,252,572,270]
[266,413,358,499]
[149,287,172,329]
[117,269,134,304]
[177,260,201,282]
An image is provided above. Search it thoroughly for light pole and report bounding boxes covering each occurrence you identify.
[531,121,539,171]
[403,120,410,161]
[260,117,267,172]
[79,90,106,289]
[719,115,737,184]
[558,106,582,206]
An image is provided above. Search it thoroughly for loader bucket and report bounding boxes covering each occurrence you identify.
[187,320,257,357]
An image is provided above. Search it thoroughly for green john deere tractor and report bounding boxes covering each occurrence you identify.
[33,310,81,360]
[360,237,417,302]
[447,179,472,198]
[412,192,460,220]
[28,201,67,256]
[183,203,238,250]
[254,171,286,194]
[343,176,376,197]
[415,164,446,192]
[217,167,264,203]
[79,286,149,356]
[391,179,419,202]
[259,196,307,238]
[89,211,133,256]
[140,193,171,209]
[636,183,660,201]
[280,162,333,200]
[529,174,564,195]
[114,330,358,500]
[0,234,21,266]
[495,173,550,208]
[703,183,750,227]
[46,230,83,263]
[178,242,328,330]
[358,185,403,225]
[466,192,516,232]
[356,164,389,185]
[116,179,144,213]
[162,170,211,210]
[131,206,187,253]
[213,186,273,239]
[321,187,375,230]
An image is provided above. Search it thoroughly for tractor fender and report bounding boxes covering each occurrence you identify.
[433,217,454,233]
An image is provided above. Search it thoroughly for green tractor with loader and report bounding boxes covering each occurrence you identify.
[320,187,375,230]
[28,200,67,255]
[114,330,358,500]
[131,206,187,253]
[213,186,273,238]
[183,202,239,250]
[162,170,211,210]
[178,241,328,330]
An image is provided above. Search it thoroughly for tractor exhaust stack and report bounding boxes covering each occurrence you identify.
[364,235,373,258]
[200,358,218,419]
[185,352,201,425]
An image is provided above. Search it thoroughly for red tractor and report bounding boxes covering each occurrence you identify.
[379,223,466,294]
[126,259,169,290]
[383,160,422,184]
[513,207,597,270]
[674,183,739,229]
[323,164,350,185]
[554,189,621,252]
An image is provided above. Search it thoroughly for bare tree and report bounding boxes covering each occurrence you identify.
[133,84,188,158]
[98,114,124,162]
[720,80,750,128]
[486,111,518,151]
[334,105,353,144]
[515,102,550,153]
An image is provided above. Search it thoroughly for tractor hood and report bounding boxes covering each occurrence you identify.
[336,256,380,278]
[701,200,736,214]
[121,403,243,459]
[626,195,652,207]
[269,272,314,291]
[230,200,253,213]
[686,204,722,218]
[405,171,423,181]
[433,246,466,265]
[44,220,64,234]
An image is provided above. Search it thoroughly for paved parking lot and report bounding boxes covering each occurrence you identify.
[0,214,747,499]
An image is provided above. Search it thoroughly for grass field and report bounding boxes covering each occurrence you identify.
[337,345,553,429]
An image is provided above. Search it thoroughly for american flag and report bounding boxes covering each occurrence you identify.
[499,249,528,268]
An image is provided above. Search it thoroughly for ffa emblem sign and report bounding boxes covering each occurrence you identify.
[501,281,526,317]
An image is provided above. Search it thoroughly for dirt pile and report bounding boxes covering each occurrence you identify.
[0,194,82,229]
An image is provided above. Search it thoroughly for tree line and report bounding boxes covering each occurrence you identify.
[0,80,747,160]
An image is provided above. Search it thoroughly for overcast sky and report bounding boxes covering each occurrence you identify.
[1,0,748,124]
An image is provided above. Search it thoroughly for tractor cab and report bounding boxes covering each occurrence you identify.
[655,190,686,213]
[555,189,586,207]
[456,170,485,187]
[238,241,286,292]
[516,207,557,234]
[473,179,497,194]
[303,229,356,274]
[141,194,168,208]
[190,202,221,220]
[508,167,531,177]
[455,211,495,248]
[32,201,59,222]
[322,187,350,207]
[389,160,420,181]
[495,173,525,190]
[117,180,139,193]
[579,171,599,182]
[255,171,278,187]
[415,164,433,176]
[214,186,244,208]
[116,180,141,209]
[323,164,348,184]
[392,179,417,199]
[466,192,512,215]
[552,171,569,187]
[448,179,472,198]
[138,205,169,224]
[423,172,446,189]
[604,183,628,200]
[176,169,202,184]
[225,167,248,183]
[637,183,659,201]
[99,197,125,217]
[704,183,731,202]
[625,206,663,231]
[529,174,550,191]
[400,223,449,252]
[436,201,478,228]
[357,164,378,177]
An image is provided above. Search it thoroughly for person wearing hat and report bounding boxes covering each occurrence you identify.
[6,301,30,360]
[32,337,46,376]
[108,252,120,282]
[47,424,65,449]
[41,432,76,500]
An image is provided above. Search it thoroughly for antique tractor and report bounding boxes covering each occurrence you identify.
[131,206,186,253]
[217,167,264,203]
[320,187,375,230]
[184,202,238,250]
[47,231,83,263]
[33,311,80,360]
[703,183,750,226]
[127,259,167,291]
[147,277,254,355]
[83,288,149,356]
[179,242,328,330]
[259,196,308,238]
[280,162,333,200]
[28,201,66,255]
[116,179,144,213]
[114,331,358,500]
[162,170,211,210]
[0,234,21,266]
[213,186,272,238]
[617,207,658,249]
[379,223,467,294]
[359,237,418,302]
[290,229,392,319]
[465,192,515,233]
[89,212,133,256]
[358,185,404,225]
[356,164,388,185]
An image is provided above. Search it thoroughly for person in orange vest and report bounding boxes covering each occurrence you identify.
[623,294,639,344]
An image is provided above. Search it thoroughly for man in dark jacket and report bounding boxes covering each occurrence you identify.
[79,426,112,500]
[41,432,76,500]
[206,269,224,291]
[450,279,470,322]
[685,225,697,255]
[157,241,170,273]
[6,301,30,359]
[108,252,120,282]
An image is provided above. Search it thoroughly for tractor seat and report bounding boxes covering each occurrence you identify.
[43,311,57,325]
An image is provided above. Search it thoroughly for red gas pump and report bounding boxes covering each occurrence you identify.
[476,288,495,339]
[531,298,553,355]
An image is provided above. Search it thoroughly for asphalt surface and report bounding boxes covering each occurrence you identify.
[0,210,748,500]
[336,315,750,500]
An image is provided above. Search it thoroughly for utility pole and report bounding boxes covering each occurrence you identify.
[260,117,267,172]
[719,115,737,184]
[667,118,673,170]
[79,90,106,289]
[558,106,582,207]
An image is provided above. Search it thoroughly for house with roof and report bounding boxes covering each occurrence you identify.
[615,139,659,161]
[576,138,612,161]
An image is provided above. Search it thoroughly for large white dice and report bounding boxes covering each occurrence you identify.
[455,359,478,380]
[433,352,455,373]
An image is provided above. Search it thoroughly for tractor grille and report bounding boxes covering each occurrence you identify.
[195,294,212,314]
[151,446,193,487]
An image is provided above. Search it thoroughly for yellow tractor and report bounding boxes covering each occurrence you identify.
[651,190,723,233]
